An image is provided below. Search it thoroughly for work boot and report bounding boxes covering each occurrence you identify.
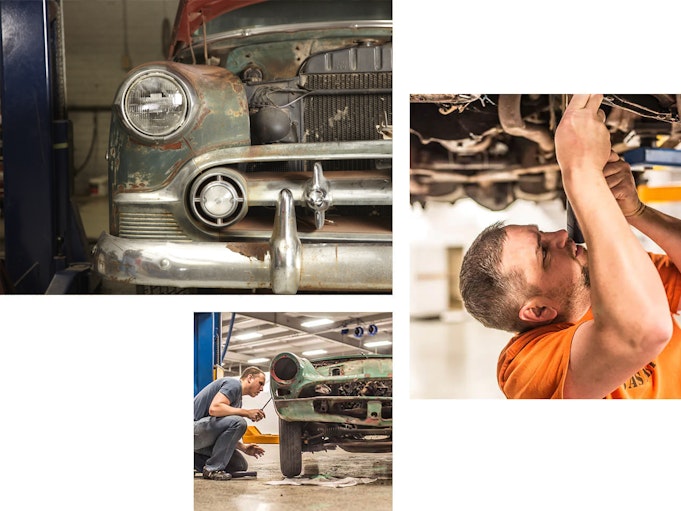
[202,469,232,481]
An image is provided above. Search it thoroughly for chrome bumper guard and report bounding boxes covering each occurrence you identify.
[92,189,391,293]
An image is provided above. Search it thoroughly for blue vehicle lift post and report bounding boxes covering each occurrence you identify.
[0,0,89,294]
[194,312,225,396]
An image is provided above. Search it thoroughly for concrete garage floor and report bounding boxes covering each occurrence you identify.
[194,446,392,511]
[410,314,510,398]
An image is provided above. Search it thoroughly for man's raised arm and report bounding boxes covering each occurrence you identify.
[604,159,681,284]
[556,94,672,398]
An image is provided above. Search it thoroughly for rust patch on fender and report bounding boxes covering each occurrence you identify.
[161,141,183,150]
[227,242,269,261]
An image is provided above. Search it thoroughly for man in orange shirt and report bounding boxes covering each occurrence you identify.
[459,94,681,399]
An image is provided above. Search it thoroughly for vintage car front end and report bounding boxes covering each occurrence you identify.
[270,351,392,476]
[92,0,392,293]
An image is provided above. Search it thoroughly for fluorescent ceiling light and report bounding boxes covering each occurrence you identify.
[248,357,269,364]
[302,349,327,356]
[236,332,263,340]
[301,318,334,328]
[363,340,392,348]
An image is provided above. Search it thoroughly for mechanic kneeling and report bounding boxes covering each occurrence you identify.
[194,367,267,479]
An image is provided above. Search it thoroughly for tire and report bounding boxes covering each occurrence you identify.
[278,418,302,477]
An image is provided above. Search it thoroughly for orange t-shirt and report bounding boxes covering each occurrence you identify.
[497,253,681,399]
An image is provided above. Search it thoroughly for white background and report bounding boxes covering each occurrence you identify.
[393,1,681,509]
[3,0,681,509]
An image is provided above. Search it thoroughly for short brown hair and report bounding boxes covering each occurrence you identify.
[240,366,265,380]
[459,222,535,333]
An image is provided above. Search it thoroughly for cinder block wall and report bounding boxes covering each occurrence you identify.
[63,0,178,195]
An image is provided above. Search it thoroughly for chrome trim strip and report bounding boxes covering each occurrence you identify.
[195,20,392,47]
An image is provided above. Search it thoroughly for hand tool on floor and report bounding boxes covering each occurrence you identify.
[230,471,258,478]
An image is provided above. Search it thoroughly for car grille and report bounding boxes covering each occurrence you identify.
[119,210,190,241]
[302,72,391,170]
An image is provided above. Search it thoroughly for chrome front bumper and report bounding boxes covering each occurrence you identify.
[92,189,391,293]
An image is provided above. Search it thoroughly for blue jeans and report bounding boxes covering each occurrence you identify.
[194,415,248,472]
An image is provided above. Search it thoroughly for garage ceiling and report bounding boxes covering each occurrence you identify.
[219,312,393,375]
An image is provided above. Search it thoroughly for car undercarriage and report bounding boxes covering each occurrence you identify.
[410,94,681,211]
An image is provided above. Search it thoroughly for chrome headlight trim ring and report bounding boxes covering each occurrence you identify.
[188,167,249,229]
[117,66,197,143]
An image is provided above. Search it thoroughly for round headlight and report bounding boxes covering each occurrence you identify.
[123,73,188,137]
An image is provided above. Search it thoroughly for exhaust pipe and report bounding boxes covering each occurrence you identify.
[498,94,555,155]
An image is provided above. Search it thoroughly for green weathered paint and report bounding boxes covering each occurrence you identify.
[109,62,250,194]
[270,352,392,426]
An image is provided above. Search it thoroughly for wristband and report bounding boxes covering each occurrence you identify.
[624,201,646,218]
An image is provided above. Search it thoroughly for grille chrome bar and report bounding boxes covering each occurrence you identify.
[119,211,190,241]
